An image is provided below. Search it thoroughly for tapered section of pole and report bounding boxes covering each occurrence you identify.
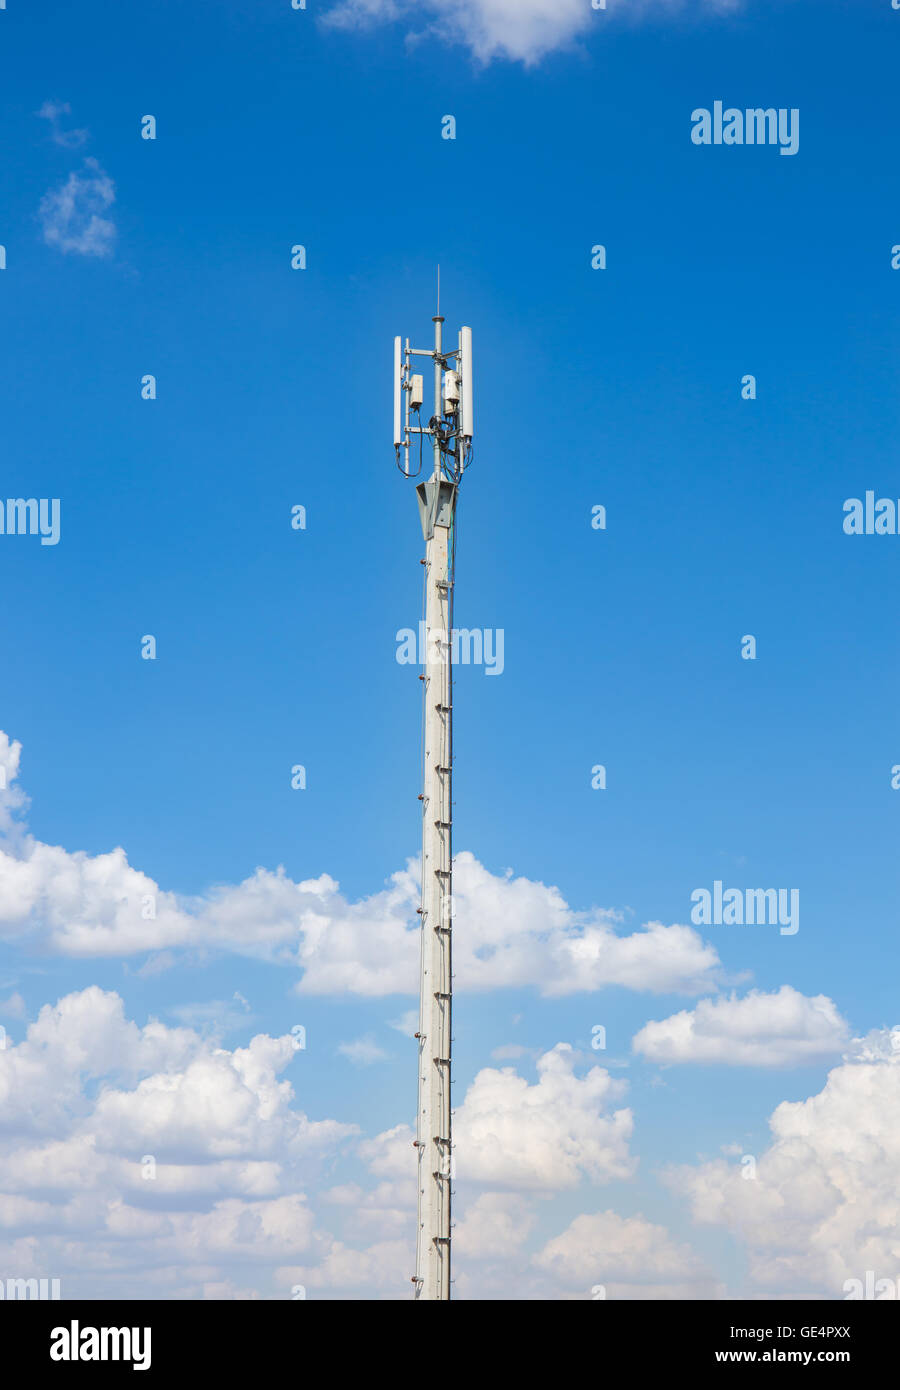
[415,317,454,1300]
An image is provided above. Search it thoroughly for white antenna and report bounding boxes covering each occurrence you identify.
[393,336,403,448]
[459,326,473,441]
[392,301,474,1301]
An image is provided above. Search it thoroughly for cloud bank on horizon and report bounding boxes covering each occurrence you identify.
[0,730,722,997]
[0,984,896,1300]
[0,721,887,1297]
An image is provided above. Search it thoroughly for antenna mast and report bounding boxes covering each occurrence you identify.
[394,302,473,1301]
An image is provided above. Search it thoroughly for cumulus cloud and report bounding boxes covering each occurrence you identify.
[533,1209,718,1299]
[0,986,362,1297]
[0,732,721,997]
[450,854,721,996]
[454,1192,536,1258]
[345,1045,707,1298]
[666,1044,900,1297]
[39,157,116,258]
[0,985,819,1299]
[362,1044,635,1191]
[0,986,351,1157]
[320,1179,411,1237]
[632,987,850,1068]
[0,997,652,1298]
[457,1044,635,1189]
[323,0,743,66]
[451,1196,716,1299]
[276,1238,411,1297]
[844,1025,900,1064]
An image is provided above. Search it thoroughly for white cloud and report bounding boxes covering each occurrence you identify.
[362,1044,634,1191]
[456,1044,634,1189]
[533,1209,716,1298]
[633,987,850,1068]
[8,982,886,1300]
[450,853,721,997]
[666,1045,900,1296]
[0,991,26,1020]
[277,1237,411,1296]
[37,100,88,149]
[454,1192,535,1257]
[0,986,365,1297]
[844,1025,900,1063]
[39,158,116,258]
[323,0,744,66]
[0,732,722,998]
[320,1180,411,1237]
[168,992,253,1036]
[0,986,351,1161]
[0,733,28,842]
[387,1009,418,1036]
[325,0,404,28]
[337,1035,389,1066]
[452,1197,717,1299]
[295,1046,691,1297]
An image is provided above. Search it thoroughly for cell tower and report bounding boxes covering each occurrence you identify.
[394,296,473,1301]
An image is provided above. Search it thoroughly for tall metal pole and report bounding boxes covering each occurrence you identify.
[394,302,472,1300]
[415,312,454,1300]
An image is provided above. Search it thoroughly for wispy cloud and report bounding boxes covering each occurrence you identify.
[0,990,26,1020]
[168,991,254,1038]
[39,157,116,258]
[322,0,744,66]
[37,100,89,150]
[337,1035,390,1065]
[387,1008,418,1036]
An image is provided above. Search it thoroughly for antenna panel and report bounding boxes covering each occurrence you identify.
[459,327,473,439]
[393,336,403,446]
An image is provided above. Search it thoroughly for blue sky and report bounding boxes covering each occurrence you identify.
[0,0,898,1300]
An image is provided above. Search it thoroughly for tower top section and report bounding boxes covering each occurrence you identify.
[393,317,473,485]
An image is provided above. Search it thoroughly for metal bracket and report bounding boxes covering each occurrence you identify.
[416,475,457,540]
